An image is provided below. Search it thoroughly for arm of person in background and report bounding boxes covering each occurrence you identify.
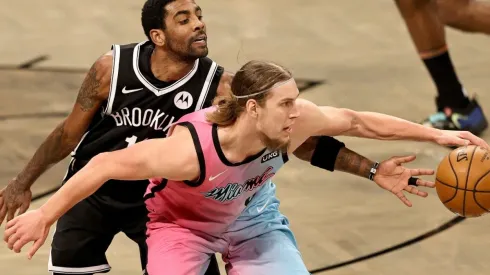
[0,52,114,226]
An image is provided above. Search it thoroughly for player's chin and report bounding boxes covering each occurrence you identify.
[277,134,291,146]
[189,45,208,57]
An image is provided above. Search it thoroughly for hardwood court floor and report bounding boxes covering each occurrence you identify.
[1,0,490,274]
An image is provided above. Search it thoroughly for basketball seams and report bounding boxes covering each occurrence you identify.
[436,179,459,203]
[436,178,490,192]
[472,166,490,192]
[444,155,460,204]
[472,192,490,212]
[462,146,478,216]
[472,164,490,212]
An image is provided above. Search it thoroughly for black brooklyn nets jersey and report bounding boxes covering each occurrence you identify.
[66,40,223,205]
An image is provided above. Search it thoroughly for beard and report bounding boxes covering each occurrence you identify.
[165,36,208,62]
[258,130,290,153]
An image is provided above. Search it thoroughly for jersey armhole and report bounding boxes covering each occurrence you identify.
[178,122,206,187]
[143,178,168,200]
[104,44,121,115]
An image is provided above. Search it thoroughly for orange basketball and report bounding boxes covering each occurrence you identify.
[435,145,490,217]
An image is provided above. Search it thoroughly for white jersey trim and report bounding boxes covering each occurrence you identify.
[70,131,90,157]
[104,44,121,115]
[195,61,218,111]
[48,225,111,274]
[132,41,199,97]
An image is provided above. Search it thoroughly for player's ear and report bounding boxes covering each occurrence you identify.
[150,29,165,46]
[245,99,258,118]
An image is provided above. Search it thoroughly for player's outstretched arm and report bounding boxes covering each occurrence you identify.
[291,99,489,150]
[0,52,113,226]
[293,136,435,207]
[3,125,198,259]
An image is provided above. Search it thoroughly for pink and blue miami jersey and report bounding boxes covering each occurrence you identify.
[144,107,288,236]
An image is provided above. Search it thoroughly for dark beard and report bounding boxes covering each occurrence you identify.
[165,38,208,62]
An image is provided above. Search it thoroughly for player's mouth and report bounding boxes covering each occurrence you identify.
[283,126,292,133]
[192,35,207,46]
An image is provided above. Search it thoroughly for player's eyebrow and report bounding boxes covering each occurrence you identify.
[174,6,201,18]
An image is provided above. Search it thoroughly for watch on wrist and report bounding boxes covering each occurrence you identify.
[368,161,379,181]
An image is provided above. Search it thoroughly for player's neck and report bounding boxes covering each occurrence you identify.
[218,118,266,163]
[150,48,196,82]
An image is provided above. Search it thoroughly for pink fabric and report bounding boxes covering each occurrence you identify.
[145,107,285,236]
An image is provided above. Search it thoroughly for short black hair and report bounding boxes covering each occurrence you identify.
[141,0,176,41]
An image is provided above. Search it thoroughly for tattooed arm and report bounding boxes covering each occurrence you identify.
[333,147,374,178]
[0,52,113,224]
[294,136,374,179]
[294,136,435,207]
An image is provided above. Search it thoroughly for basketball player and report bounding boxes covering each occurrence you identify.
[395,0,489,135]
[5,60,488,275]
[0,1,375,274]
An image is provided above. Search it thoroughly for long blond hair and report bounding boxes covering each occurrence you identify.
[206,60,293,126]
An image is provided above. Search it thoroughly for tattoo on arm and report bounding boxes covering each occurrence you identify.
[292,136,318,161]
[334,147,374,179]
[76,63,101,111]
[12,56,108,190]
[15,121,77,189]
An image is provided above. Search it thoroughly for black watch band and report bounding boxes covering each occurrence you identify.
[368,161,379,181]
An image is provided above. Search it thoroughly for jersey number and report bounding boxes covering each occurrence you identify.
[125,135,138,147]
[125,135,148,148]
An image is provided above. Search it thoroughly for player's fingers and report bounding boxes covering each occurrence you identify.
[395,191,412,207]
[393,155,416,165]
[0,203,7,226]
[458,132,488,149]
[415,178,435,188]
[18,202,29,216]
[6,207,17,222]
[410,168,434,176]
[7,232,20,250]
[6,216,19,229]
[3,224,18,242]
[13,235,31,253]
[27,237,45,260]
[404,185,428,197]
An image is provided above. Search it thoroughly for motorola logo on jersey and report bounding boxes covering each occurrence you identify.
[110,107,175,133]
[203,166,275,203]
[174,91,193,110]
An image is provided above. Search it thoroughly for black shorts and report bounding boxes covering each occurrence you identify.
[48,194,148,274]
[48,193,221,275]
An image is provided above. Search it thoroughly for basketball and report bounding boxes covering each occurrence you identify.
[435,145,490,217]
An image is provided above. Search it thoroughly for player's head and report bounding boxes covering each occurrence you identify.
[207,60,300,151]
[141,0,208,61]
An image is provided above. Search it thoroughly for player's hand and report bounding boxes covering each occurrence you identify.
[434,130,489,150]
[3,209,49,259]
[373,155,435,207]
[0,180,32,226]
